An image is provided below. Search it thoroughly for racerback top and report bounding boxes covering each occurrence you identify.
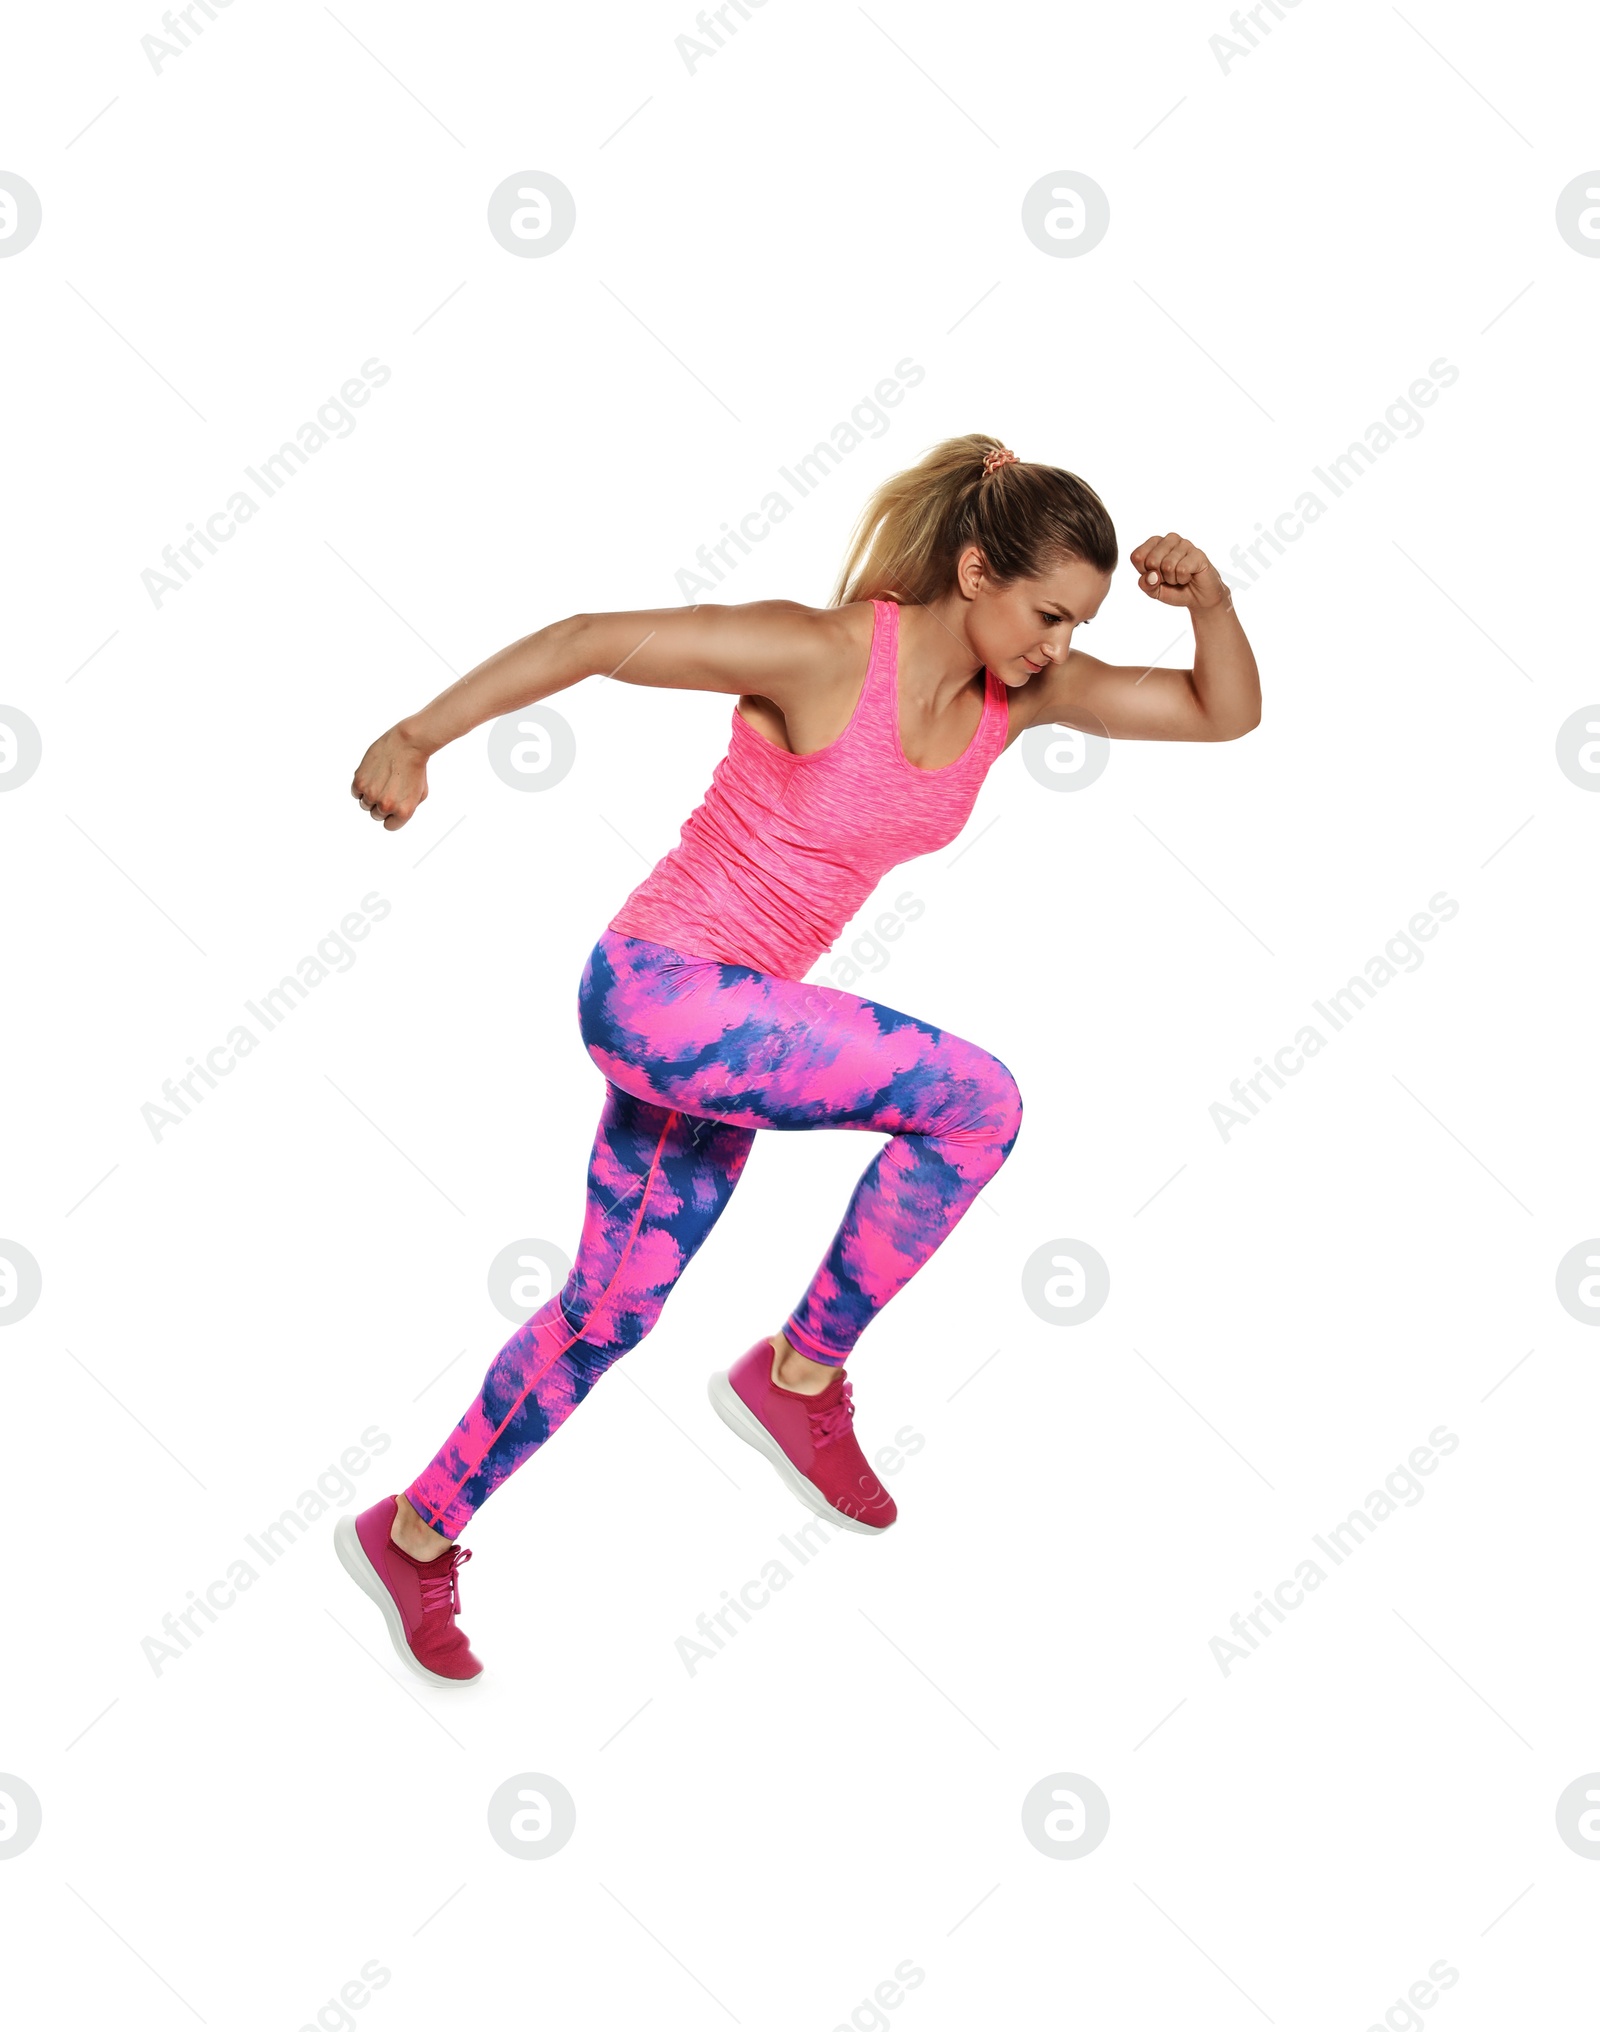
[606,597,1012,979]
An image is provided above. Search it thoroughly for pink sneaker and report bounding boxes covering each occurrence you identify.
[334,1494,484,1686]
[708,1339,897,1534]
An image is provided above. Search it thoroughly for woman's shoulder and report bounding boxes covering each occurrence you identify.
[716,597,880,691]
[725,599,883,750]
[737,596,875,655]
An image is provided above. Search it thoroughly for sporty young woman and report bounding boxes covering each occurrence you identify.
[336,434,1261,1685]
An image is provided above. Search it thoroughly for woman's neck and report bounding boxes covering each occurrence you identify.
[894,598,984,711]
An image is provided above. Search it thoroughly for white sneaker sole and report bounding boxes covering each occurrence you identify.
[707,1370,894,1536]
[332,1514,484,1688]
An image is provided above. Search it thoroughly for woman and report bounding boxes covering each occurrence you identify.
[335,434,1261,1685]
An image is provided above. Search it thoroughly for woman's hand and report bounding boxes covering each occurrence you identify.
[1130,533,1232,611]
[351,724,430,830]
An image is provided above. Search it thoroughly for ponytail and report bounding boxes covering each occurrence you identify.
[829,432,1118,607]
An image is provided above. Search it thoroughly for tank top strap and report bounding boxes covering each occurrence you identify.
[844,597,902,754]
[861,597,1008,777]
[865,597,898,709]
[979,660,1012,768]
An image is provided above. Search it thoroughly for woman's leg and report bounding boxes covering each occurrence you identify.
[403,1076,755,1539]
[581,930,1024,1367]
[400,927,1020,1543]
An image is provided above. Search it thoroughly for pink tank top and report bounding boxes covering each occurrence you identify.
[607,598,1011,978]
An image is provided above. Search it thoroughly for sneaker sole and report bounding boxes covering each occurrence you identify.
[707,1370,894,1535]
[332,1514,484,1688]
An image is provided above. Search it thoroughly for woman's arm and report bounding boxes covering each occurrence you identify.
[1020,533,1262,743]
[351,600,839,829]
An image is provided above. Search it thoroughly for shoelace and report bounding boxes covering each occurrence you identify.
[809,1375,856,1446]
[419,1543,472,1620]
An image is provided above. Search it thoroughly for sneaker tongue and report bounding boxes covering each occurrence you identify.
[418,1552,460,1613]
[812,1366,845,1401]
[809,1370,851,1433]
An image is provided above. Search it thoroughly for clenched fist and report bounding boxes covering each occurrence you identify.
[1130,533,1232,611]
[351,725,430,830]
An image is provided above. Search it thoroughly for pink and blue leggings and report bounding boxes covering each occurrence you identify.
[404,928,1023,1537]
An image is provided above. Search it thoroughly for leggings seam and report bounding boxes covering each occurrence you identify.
[424,1108,680,1522]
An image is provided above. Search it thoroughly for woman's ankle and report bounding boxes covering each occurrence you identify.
[769,1332,837,1395]
[391,1491,454,1561]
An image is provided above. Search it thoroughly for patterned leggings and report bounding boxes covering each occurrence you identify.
[404,929,1023,1537]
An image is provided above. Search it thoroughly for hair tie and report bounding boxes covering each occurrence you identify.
[981,446,1019,477]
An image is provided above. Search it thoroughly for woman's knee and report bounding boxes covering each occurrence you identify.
[988,1057,1024,1158]
[560,1282,663,1368]
[940,1047,1023,1158]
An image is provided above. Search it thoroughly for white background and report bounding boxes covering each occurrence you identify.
[2,0,1598,2025]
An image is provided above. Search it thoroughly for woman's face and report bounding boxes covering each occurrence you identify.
[961,551,1114,686]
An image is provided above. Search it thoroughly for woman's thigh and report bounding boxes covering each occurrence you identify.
[578,928,1021,1147]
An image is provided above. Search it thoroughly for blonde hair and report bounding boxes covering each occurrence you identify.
[829,432,1117,608]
